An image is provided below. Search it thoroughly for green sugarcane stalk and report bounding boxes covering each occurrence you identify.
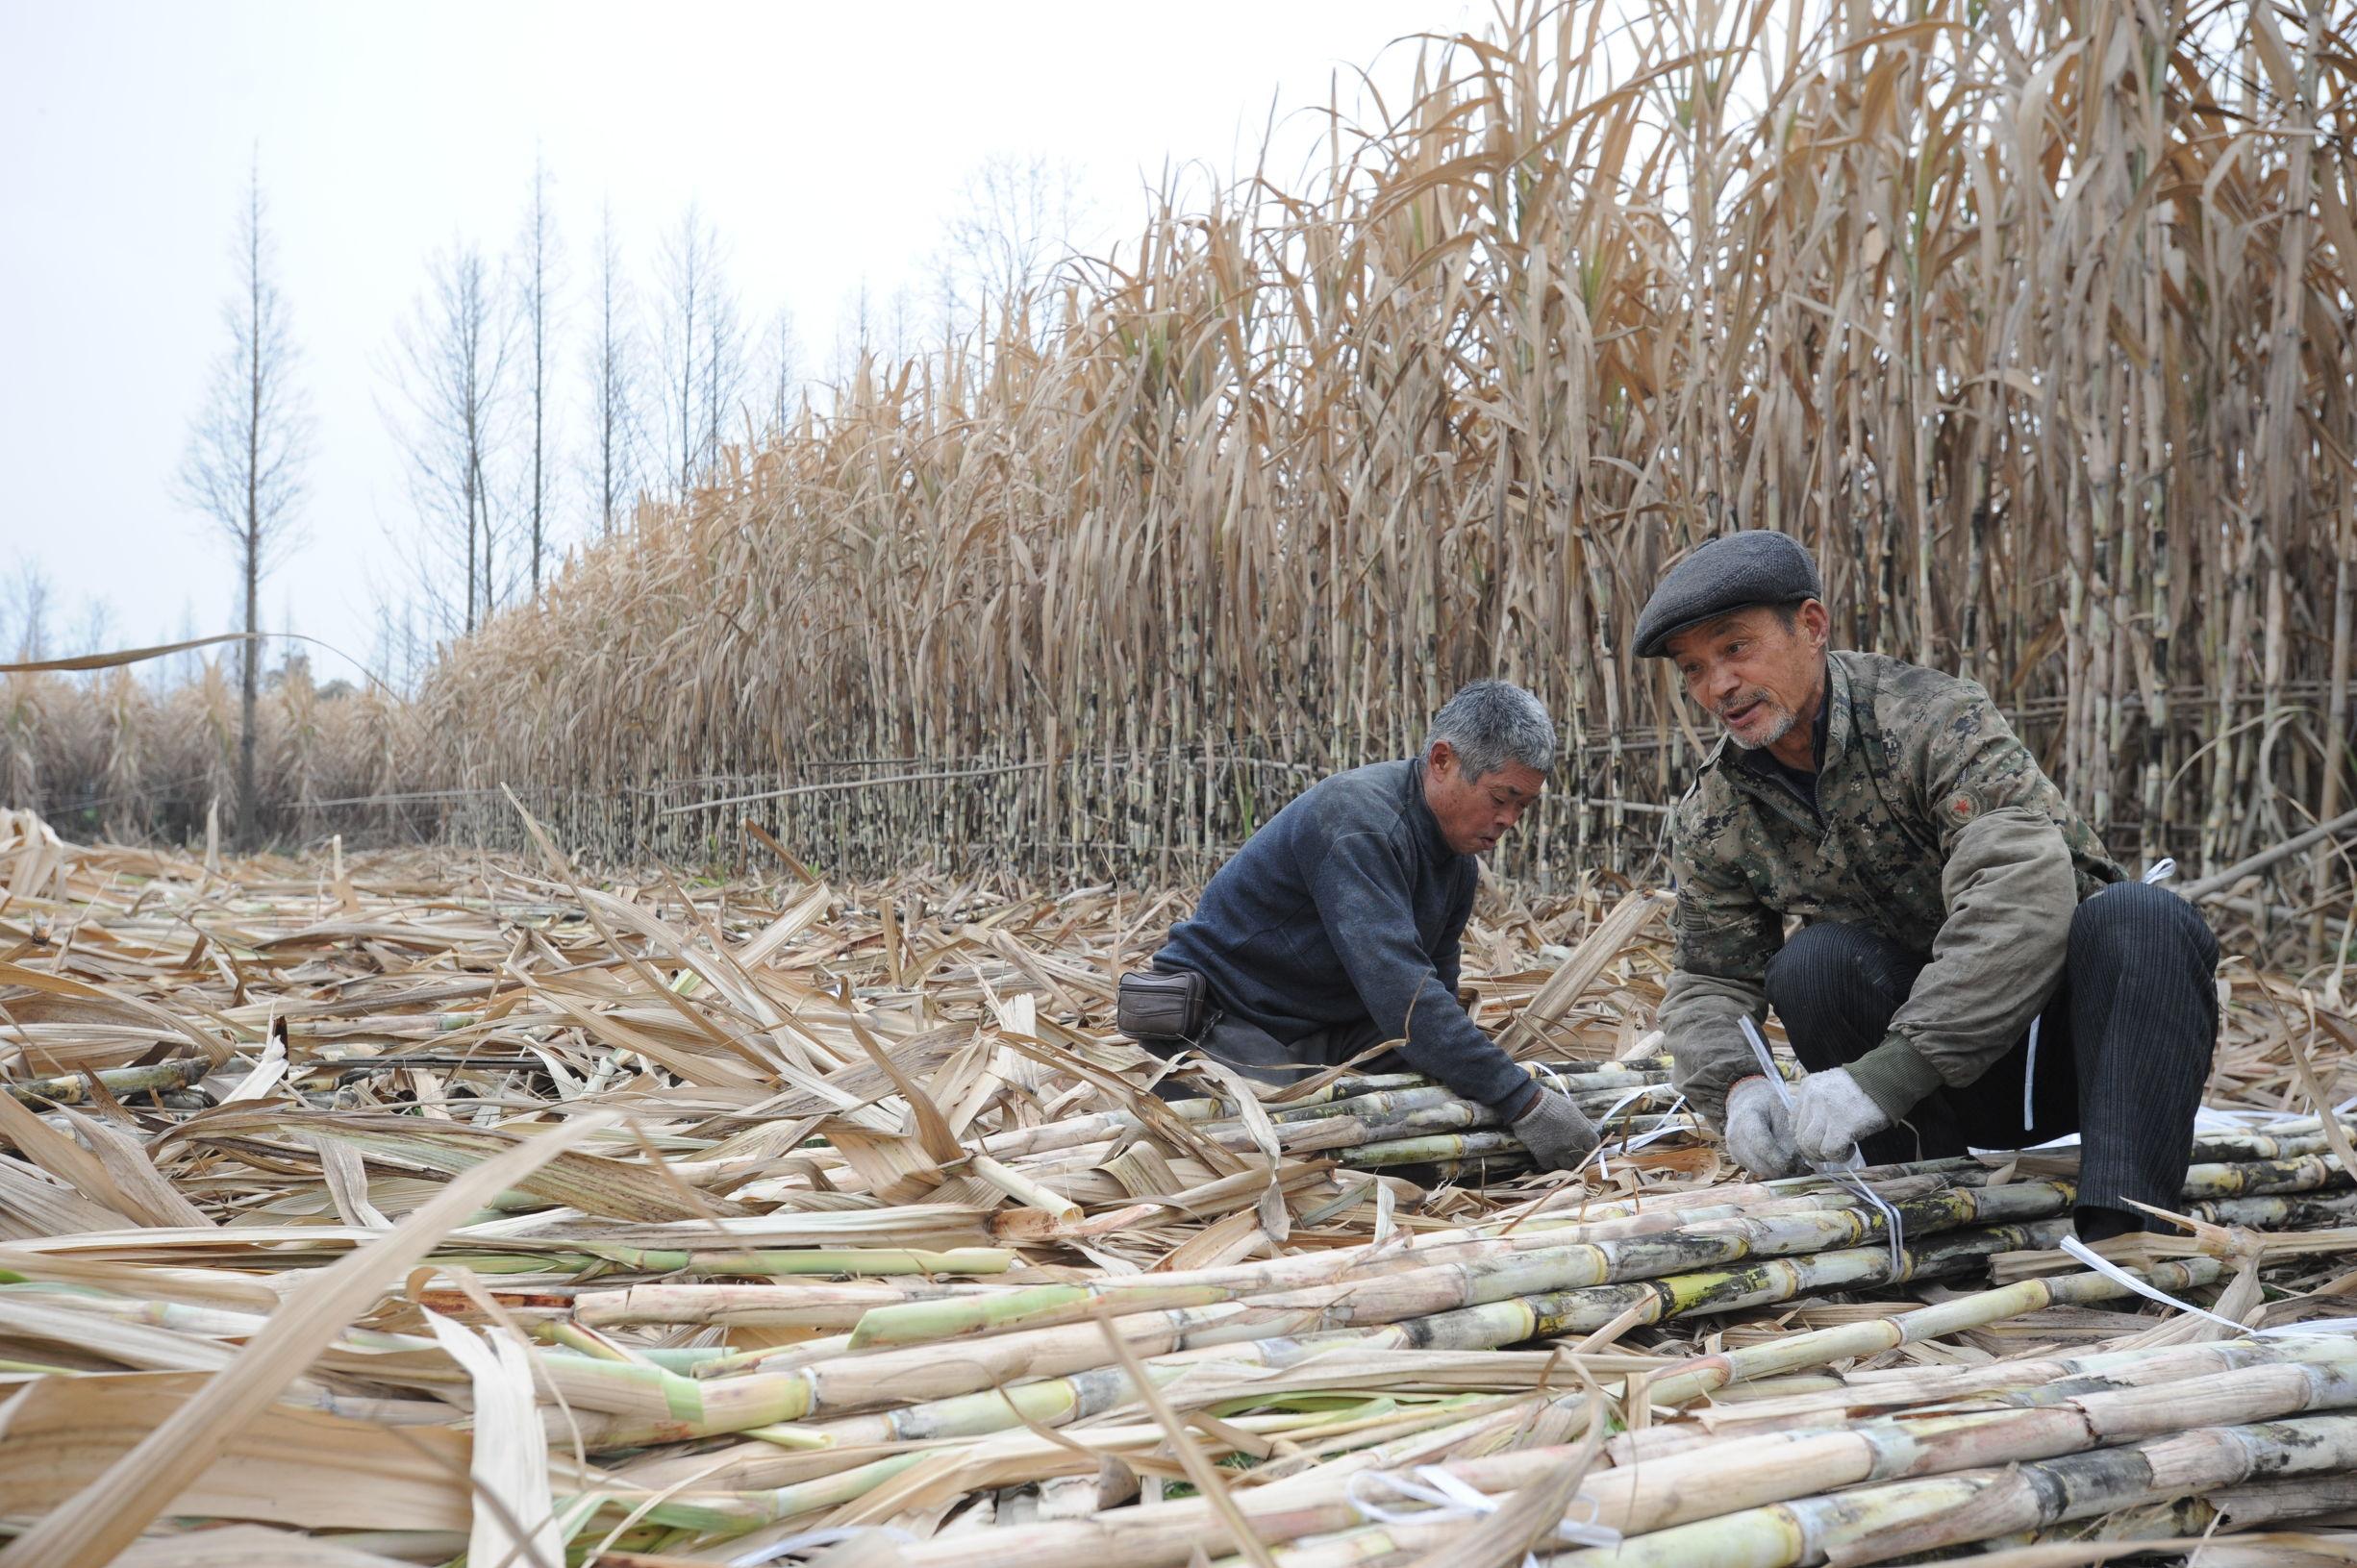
[1540,1412,2357,1567]
[562,1215,2061,1453]
[1214,1337,2357,1566]
[879,1335,2357,1568]
[1269,1087,1685,1157]
[836,1190,1918,1349]
[820,1183,2064,1383]
[4,1059,210,1105]
[1264,1073,1674,1129]
[1343,1120,1679,1170]
[1571,1335,2357,1541]
[1162,1058,1677,1123]
[576,1276,1002,1329]
[514,1163,2357,1456]
[561,1245,1014,1277]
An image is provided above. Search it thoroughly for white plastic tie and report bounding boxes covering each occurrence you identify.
[1572,1090,1691,1182]
[2059,1235,2252,1333]
[731,1526,918,1567]
[2060,1240,2357,1339]
[1346,1464,1622,1556]
[1740,1017,1904,1275]
[2022,1015,2041,1133]
[1739,1015,1793,1110]
[2143,859,2178,884]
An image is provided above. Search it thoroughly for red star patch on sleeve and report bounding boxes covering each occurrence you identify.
[1949,793,1977,820]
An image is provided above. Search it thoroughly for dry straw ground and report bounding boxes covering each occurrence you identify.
[7,808,2357,1564]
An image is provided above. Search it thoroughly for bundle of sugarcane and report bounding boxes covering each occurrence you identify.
[10,822,2357,1565]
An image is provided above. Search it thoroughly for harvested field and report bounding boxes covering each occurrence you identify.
[7,807,2357,1565]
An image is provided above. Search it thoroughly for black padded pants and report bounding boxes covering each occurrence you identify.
[1762,882,2219,1226]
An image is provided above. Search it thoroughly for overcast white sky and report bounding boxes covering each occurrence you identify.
[1,0,1467,684]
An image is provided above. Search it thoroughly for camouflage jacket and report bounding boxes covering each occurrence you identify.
[1661,650,2123,1124]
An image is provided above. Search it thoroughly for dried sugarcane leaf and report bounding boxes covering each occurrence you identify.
[0,1108,617,1568]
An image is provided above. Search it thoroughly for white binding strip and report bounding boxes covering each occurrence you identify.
[731,1526,917,1567]
[2022,1016,2041,1133]
[1572,1090,1690,1182]
[1347,1464,1622,1555]
[2060,1237,2357,1339]
[1740,1017,1905,1276]
[2058,1236,2252,1333]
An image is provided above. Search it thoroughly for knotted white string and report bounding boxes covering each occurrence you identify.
[1557,1073,1686,1182]
[731,1526,918,1566]
[2059,1237,2357,1339]
[1346,1464,1622,1556]
[1741,1016,1907,1276]
[2057,1235,2251,1333]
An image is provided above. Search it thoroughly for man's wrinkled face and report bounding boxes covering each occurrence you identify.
[1664,601,1831,754]
[1423,743,1546,856]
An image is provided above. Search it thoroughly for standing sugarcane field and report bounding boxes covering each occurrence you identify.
[8,0,2357,1562]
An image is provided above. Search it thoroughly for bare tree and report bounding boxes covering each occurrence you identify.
[383,241,513,637]
[177,159,313,844]
[71,599,114,689]
[761,307,804,437]
[657,204,743,490]
[158,600,201,692]
[516,155,563,594]
[4,560,55,662]
[938,154,1091,341]
[701,283,745,478]
[583,200,644,537]
[830,277,877,386]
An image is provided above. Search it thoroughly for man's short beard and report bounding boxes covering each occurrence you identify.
[1721,700,1797,751]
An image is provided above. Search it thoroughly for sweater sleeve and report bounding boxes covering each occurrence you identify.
[1309,830,1531,1111]
[1434,868,1470,997]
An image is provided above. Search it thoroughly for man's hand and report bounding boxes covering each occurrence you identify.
[1509,1087,1601,1172]
[1723,1075,1808,1178]
[1790,1067,1893,1163]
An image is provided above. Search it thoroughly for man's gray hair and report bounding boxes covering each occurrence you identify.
[1422,680,1556,780]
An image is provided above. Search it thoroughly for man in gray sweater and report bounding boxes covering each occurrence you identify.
[1138,682,1601,1172]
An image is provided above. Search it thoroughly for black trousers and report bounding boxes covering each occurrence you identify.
[1763,881,2219,1220]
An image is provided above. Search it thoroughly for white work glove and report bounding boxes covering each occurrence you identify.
[1790,1067,1893,1164]
[1508,1087,1602,1173]
[1722,1076,1807,1179]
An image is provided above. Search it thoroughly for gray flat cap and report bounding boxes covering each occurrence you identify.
[1633,531,1823,658]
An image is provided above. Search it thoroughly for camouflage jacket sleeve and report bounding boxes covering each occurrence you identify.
[1660,790,1783,1126]
[1846,682,2079,1118]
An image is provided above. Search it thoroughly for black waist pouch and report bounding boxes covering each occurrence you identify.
[1117,969,1209,1041]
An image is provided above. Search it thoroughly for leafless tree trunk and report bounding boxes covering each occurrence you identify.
[763,308,803,436]
[176,158,313,847]
[4,561,55,661]
[382,243,512,639]
[702,286,744,479]
[938,153,1090,343]
[584,199,642,537]
[659,205,740,490]
[517,155,563,594]
[72,599,114,690]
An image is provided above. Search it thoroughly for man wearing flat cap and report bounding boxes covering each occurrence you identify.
[1638,530,2219,1243]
